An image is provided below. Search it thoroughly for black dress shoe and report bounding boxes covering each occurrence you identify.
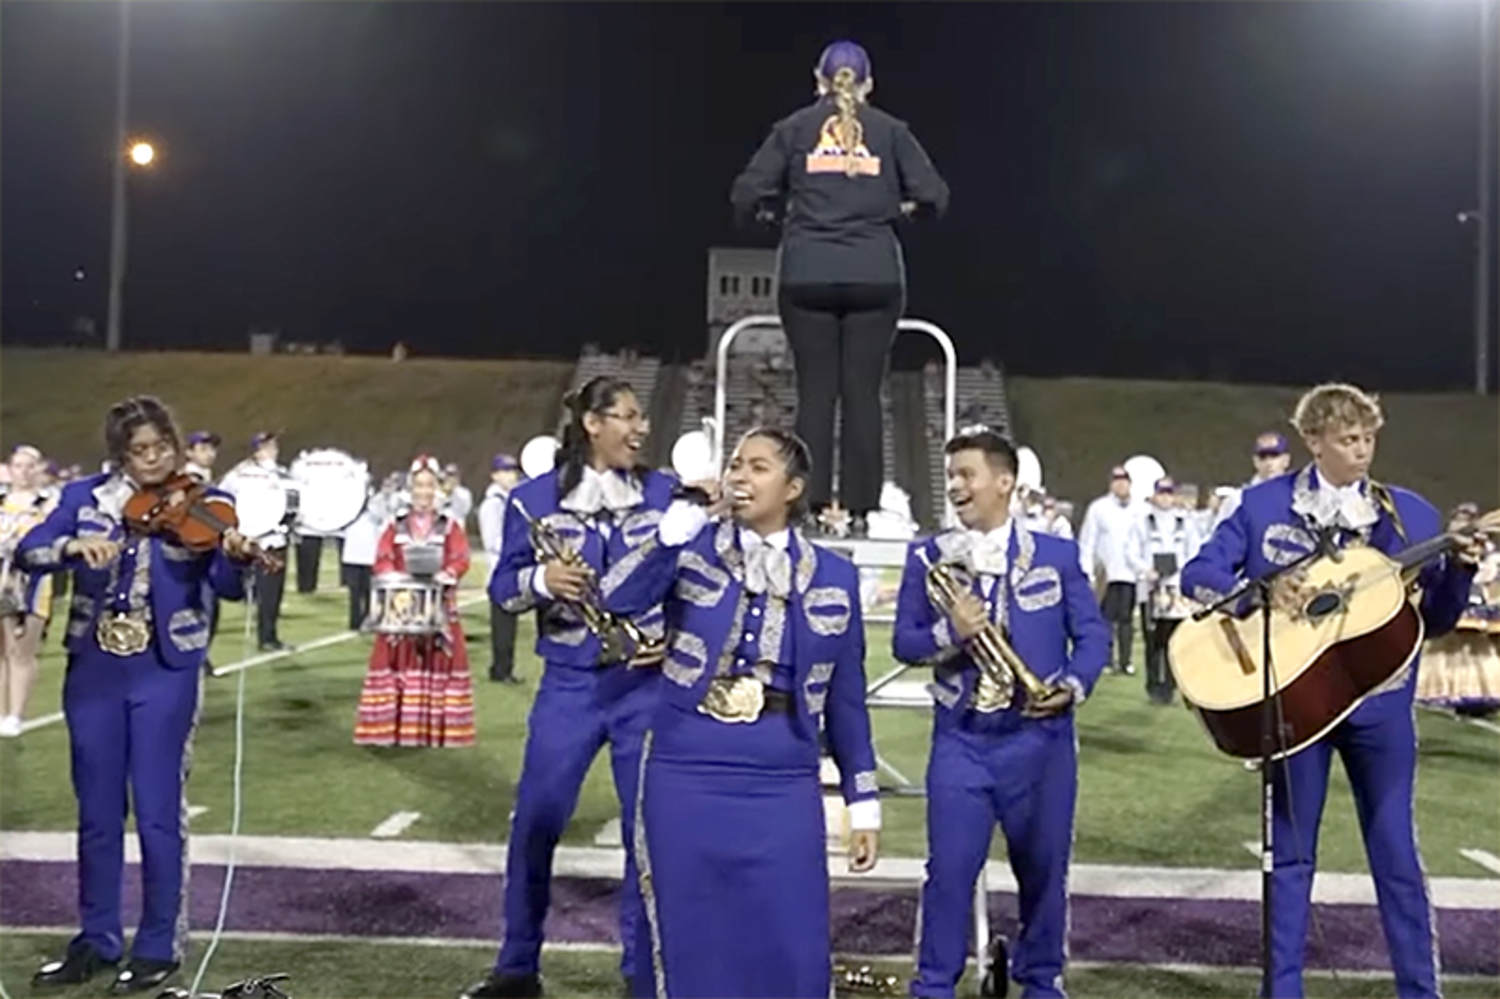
[258,640,288,653]
[32,944,117,987]
[109,957,179,994]
[460,971,543,998]
[493,674,523,686]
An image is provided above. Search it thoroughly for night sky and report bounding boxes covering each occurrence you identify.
[3,1,1493,388]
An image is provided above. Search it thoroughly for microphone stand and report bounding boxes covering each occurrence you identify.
[1193,545,1321,994]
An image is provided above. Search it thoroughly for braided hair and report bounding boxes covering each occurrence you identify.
[815,40,874,178]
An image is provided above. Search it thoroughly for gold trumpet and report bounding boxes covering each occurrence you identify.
[520,503,665,668]
[917,548,1058,713]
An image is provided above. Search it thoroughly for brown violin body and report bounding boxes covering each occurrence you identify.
[123,473,283,571]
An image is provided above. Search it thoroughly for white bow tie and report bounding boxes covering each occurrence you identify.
[963,532,1009,577]
[743,539,792,598]
[560,469,642,517]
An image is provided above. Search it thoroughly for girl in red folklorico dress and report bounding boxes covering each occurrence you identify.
[354,455,475,747]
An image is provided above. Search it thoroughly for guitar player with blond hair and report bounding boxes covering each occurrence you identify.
[1181,382,1482,999]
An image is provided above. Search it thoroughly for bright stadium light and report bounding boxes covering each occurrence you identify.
[128,141,155,166]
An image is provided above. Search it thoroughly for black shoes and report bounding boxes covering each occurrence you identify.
[110,957,180,994]
[258,640,289,653]
[32,944,118,987]
[979,934,1009,998]
[491,674,523,685]
[460,972,544,998]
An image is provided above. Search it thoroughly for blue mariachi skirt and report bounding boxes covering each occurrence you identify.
[632,699,829,999]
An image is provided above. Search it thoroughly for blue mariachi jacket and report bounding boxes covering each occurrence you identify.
[602,517,880,809]
[893,521,1110,735]
[1181,465,1473,719]
[16,473,248,669]
[489,468,675,668]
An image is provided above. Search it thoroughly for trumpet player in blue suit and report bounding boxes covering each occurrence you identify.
[602,426,881,999]
[20,396,254,995]
[1181,383,1480,999]
[465,376,674,999]
[895,427,1108,999]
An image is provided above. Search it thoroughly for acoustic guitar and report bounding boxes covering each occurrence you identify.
[1169,510,1499,760]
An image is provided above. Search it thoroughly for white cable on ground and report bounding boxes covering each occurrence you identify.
[189,584,256,996]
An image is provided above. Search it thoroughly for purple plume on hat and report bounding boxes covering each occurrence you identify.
[817,40,871,83]
[492,454,519,472]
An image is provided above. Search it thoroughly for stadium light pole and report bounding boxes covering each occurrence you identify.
[105,0,139,353]
[1477,0,1495,394]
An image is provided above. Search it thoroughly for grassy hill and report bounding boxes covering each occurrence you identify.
[1,349,1493,513]
[0,349,573,488]
[1007,376,1496,515]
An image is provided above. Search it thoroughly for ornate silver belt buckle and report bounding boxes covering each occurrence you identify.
[96,612,151,656]
[697,675,765,724]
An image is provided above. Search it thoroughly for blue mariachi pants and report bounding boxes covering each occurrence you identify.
[914,720,1077,999]
[1268,697,1437,999]
[496,662,656,979]
[63,640,202,963]
[631,702,827,999]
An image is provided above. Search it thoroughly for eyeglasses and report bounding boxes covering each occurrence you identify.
[599,410,649,426]
[126,440,176,460]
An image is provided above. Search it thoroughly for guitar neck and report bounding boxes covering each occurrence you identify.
[1396,533,1456,575]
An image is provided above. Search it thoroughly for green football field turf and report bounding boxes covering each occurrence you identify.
[3,555,1497,875]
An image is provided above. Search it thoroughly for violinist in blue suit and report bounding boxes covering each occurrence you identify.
[464,376,673,999]
[603,427,880,999]
[1181,383,1479,999]
[21,396,253,995]
[895,427,1108,999]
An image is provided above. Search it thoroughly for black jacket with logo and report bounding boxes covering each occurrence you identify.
[731,97,949,288]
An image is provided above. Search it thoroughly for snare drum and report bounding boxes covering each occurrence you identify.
[371,573,443,635]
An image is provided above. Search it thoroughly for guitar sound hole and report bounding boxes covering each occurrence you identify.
[1304,592,1342,619]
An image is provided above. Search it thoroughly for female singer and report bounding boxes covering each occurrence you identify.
[0,444,57,736]
[19,396,253,994]
[463,376,674,999]
[354,455,474,747]
[604,427,881,999]
[731,40,949,535]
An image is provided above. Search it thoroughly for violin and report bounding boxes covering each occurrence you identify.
[123,472,284,571]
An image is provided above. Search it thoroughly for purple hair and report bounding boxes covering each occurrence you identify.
[816,40,871,84]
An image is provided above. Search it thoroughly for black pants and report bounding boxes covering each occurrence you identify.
[489,602,518,680]
[253,562,286,647]
[1144,616,1180,703]
[343,564,372,631]
[1100,581,1136,670]
[779,282,903,514]
[295,535,322,593]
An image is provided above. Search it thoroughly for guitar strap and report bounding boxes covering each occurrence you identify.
[1368,480,1408,545]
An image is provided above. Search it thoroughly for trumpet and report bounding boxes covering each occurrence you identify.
[917,548,1059,713]
[519,501,665,668]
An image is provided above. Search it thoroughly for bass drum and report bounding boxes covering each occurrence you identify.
[232,474,289,542]
[290,448,370,535]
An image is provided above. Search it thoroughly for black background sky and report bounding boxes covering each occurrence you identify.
[3,1,1494,388]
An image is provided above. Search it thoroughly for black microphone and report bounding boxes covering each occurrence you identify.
[672,484,714,506]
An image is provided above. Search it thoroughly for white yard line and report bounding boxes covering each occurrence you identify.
[1459,847,1500,876]
[1417,704,1500,735]
[369,811,423,839]
[187,806,210,820]
[18,712,63,734]
[2,830,1494,909]
[14,593,490,734]
[1241,841,1260,859]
